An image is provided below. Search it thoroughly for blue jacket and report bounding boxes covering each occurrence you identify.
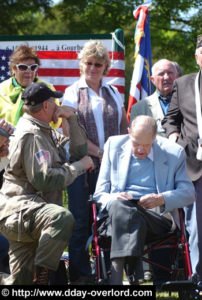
[94,134,195,228]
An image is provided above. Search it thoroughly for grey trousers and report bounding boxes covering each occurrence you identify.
[108,199,172,279]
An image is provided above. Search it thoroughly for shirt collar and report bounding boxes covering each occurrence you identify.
[78,75,108,89]
[148,147,154,161]
[132,146,154,161]
[156,90,172,102]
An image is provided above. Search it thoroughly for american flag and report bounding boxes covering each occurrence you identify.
[35,149,51,165]
[0,50,12,82]
[126,0,153,122]
[0,48,125,100]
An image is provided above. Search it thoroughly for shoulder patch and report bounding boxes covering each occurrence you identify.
[35,150,51,165]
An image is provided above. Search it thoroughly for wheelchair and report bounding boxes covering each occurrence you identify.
[89,197,199,299]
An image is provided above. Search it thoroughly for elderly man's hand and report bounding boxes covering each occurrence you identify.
[117,192,134,200]
[53,105,76,124]
[0,141,10,157]
[139,193,165,209]
[0,119,14,148]
[80,155,94,172]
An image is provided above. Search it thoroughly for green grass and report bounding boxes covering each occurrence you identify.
[63,189,68,208]
[156,292,179,299]
[141,282,179,299]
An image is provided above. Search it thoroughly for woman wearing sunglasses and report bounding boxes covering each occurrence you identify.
[62,40,128,284]
[0,44,61,129]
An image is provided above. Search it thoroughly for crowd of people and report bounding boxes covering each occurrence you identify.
[0,33,201,289]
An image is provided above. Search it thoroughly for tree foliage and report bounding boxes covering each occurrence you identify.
[0,0,53,34]
[0,0,201,102]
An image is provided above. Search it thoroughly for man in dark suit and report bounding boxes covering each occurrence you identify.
[162,34,202,288]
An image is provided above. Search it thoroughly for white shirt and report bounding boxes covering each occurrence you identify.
[62,76,124,149]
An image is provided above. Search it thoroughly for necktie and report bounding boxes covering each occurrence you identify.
[159,95,172,115]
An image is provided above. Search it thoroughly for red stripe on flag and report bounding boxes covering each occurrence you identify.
[38,68,124,78]
[126,95,138,122]
[109,52,124,60]
[37,51,124,60]
[114,85,125,94]
[37,51,78,59]
[107,69,125,77]
[127,83,141,122]
[38,69,80,77]
[54,85,67,92]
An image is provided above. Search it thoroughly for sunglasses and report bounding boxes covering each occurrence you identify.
[85,62,104,68]
[16,64,39,72]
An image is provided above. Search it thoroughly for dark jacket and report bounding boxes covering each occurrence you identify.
[162,72,202,181]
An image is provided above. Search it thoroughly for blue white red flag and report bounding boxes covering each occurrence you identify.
[127,0,153,121]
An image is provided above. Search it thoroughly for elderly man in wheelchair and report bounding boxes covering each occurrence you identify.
[93,115,195,285]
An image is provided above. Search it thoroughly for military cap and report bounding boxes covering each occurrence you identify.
[196,34,202,49]
[22,82,63,106]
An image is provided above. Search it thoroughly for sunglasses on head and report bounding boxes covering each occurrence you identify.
[16,64,39,72]
[85,62,104,68]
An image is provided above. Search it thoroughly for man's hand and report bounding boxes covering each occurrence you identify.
[0,140,9,157]
[80,156,94,172]
[139,193,165,209]
[0,119,14,148]
[117,192,134,200]
[53,105,76,124]
[169,132,180,143]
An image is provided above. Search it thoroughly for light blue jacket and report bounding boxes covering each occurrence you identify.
[94,134,195,228]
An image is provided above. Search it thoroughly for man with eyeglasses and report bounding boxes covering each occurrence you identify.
[0,82,94,285]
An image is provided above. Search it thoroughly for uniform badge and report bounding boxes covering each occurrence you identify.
[35,150,51,165]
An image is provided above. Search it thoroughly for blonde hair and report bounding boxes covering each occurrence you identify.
[78,40,111,76]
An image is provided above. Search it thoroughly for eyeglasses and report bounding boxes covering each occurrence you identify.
[16,64,39,72]
[85,62,104,68]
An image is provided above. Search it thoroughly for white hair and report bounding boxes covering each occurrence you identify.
[152,59,177,76]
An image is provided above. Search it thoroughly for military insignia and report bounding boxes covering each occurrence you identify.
[35,150,51,165]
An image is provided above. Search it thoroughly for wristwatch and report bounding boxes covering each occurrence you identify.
[97,148,104,156]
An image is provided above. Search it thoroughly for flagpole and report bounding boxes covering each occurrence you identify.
[126,0,153,122]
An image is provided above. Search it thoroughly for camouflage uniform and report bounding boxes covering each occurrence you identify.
[0,112,87,285]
